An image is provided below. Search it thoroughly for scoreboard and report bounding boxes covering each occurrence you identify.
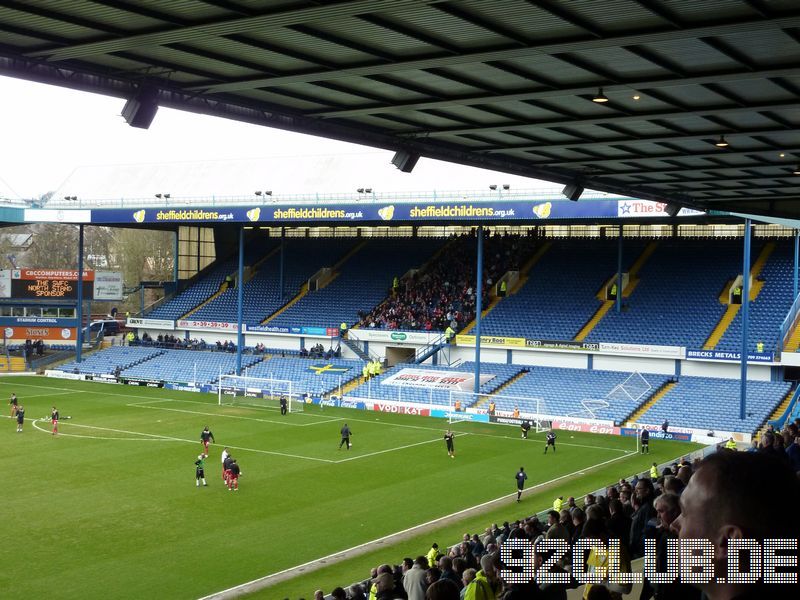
[0,270,122,301]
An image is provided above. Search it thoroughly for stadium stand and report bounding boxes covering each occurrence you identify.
[241,356,365,397]
[494,366,670,423]
[586,240,742,348]
[189,238,360,326]
[58,346,165,375]
[148,257,238,321]
[716,241,793,353]
[636,376,792,433]
[481,239,634,340]
[361,232,536,331]
[268,237,446,329]
[119,349,263,385]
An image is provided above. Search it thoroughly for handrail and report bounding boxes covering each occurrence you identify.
[779,293,800,350]
[413,332,447,363]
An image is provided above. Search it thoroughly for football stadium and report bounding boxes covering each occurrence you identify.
[2,2,800,600]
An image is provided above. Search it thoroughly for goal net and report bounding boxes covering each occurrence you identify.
[217,375,303,412]
[606,372,652,406]
[448,390,550,431]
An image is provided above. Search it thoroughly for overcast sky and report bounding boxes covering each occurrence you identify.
[0,75,562,201]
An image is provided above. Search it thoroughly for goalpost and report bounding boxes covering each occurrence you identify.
[217,375,303,412]
[448,390,550,431]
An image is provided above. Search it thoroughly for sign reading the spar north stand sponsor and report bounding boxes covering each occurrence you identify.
[176,319,240,332]
[381,368,495,391]
[93,271,124,300]
[126,317,176,330]
[686,349,774,363]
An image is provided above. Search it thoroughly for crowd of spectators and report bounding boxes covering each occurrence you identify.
[300,343,341,359]
[300,437,800,600]
[131,332,213,350]
[359,232,537,333]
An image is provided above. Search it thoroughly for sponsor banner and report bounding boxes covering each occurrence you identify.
[93,271,123,301]
[2,326,75,341]
[120,377,164,388]
[632,422,696,435]
[370,401,431,416]
[246,325,291,334]
[164,383,201,393]
[456,334,526,348]
[617,200,704,218]
[348,329,442,344]
[381,367,495,391]
[176,319,241,332]
[620,427,692,442]
[85,374,120,384]
[14,269,94,281]
[0,269,9,298]
[45,370,83,380]
[550,418,620,436]
[0,317,77,326]
[686,349,774,363]
[89,200,629,226]
[320,397,367,410]
[126,317,175,330]
[525,338,597,351]
[24,208,92,223]
[598,342,685,359]
[430,409,490,422]
[490,415,526,426]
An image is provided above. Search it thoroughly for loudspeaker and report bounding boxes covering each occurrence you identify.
[665,203,681,217]
[391,150,420,173]
[122,87,159,129]
[562,183,584,201]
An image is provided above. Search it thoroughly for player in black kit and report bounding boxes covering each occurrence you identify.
[444,429,455,458]
[521,420,531,439]
[339,423,352,449]
[544,430,556,454]
[515,467,527,502]
[640,428,650,453]
[280,395,288,416]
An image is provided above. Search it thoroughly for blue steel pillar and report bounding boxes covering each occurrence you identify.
[473,227,484,394]
[173,229,180,283]
[794,229,799,300]
[740,219,752,420]
[236,225,245,375]
[279,227,285,302]
[76,225,85,363]
[616,231,623,313]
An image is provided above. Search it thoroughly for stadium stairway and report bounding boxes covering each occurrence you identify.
[337,372,366,397]
[575,241,659,342]
[470,368,530,408]
[341,337,370,361]
[179,278,232,320]
[785,322,800,353]
[755,385,796,440]
[624,381,676,425]
[0,356,26,372]
[461,242,552,335]
[703,242,774,350]
[261,282,309,324]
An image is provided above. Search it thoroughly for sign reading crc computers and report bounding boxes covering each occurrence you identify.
[0,270,123,300]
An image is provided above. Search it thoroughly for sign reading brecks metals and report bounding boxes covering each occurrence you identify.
[381,368,495,391]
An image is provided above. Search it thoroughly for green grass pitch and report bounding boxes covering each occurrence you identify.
[0,376,700,599]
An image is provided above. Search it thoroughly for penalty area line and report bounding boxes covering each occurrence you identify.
[332,434,468,463]
[198,450,637,600]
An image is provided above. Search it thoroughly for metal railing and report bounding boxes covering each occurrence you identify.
[36,187,622,209]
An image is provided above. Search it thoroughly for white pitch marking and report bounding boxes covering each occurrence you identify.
[127,402,340,427]
[333,435,466,463]
[199,450,638,600]
[28,419,336,463]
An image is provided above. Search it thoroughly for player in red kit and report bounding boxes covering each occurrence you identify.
[227,459,241,491]
[200,426,215,454]
[51,406,59,435]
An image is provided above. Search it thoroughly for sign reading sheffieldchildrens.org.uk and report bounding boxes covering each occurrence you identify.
[85,199,702,225]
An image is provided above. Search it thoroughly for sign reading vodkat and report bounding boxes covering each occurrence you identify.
[381,368,495,391]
